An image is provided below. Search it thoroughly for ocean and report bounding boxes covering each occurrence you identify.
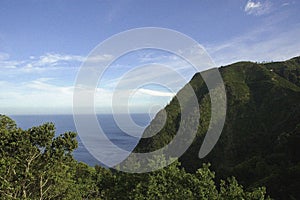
[9,114,151,166]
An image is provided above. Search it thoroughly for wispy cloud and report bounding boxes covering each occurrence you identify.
[206,17,300,66]
[0,52,85,72]
[0,51,186,114]
[0,52,86,114]
[282,2,290,6]
[22,53,86,72]
[137,88,174,97]
[0,78,74,114]
[35,53,85,66]
[244,0,272,16]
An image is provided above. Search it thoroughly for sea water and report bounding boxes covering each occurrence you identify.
[10,114,151,166]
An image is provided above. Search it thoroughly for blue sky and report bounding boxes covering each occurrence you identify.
[0,0,299,114]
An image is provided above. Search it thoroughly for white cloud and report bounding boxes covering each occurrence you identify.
[0,52,113,76]
[206,24,300,66]
[94,87,174,104]
[0,52,85,75]
[282,2,290,6]
[0,78,74,114]
[87,54,113,62]
[244,0,272,16]
[137,88,174,97]
[0,52,86,114]
[90,86,174,114]
[32,53,85,68]
[0,60,26,70]
[106,63,194,94]
[0,78,175,115]
[0,49,205,114]
[245,0,261,11]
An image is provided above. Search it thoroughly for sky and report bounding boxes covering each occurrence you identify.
[0,0,299,115]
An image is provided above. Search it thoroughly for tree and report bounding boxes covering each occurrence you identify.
[0,115,78,199]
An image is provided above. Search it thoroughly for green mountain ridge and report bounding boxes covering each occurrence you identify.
[134,56,300,199]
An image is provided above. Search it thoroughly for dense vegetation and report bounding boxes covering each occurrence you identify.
[134,56,300,199]
[0,115,269,199]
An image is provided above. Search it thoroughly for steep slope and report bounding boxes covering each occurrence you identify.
[134,56,300,199]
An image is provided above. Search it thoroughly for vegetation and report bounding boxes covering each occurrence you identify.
[134,56,300,199]
[0,115,270,199]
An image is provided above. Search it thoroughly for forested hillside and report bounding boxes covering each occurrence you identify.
[134,57,300,199]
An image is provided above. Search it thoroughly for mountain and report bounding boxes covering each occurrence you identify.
[134,56,300,199]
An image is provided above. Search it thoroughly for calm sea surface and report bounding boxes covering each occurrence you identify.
[9,114,151,166]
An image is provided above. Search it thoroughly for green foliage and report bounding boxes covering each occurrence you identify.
[0,115,270,199]
[0,115,79,199]
[93,161,270,200]
[219,177,269,200]
[134,56,300,199]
